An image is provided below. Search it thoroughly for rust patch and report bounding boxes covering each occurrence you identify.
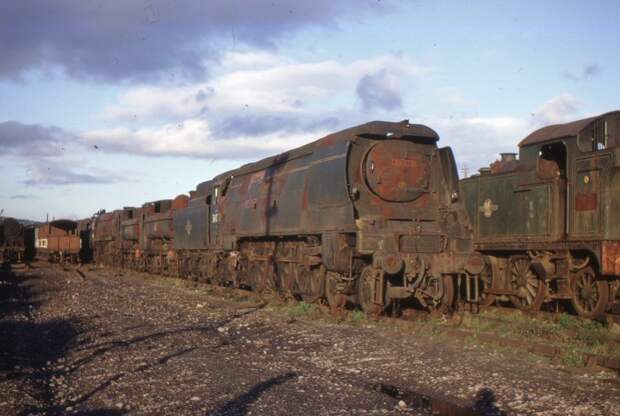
[489,159,518,174]
[171,194,189,210]
[537,158,560,179]
[249,171,264,186]
[364,141,429,202]
[602,241,620,276]
[244,198,258,209]
[391,158,418,168]
[575,192,597,211]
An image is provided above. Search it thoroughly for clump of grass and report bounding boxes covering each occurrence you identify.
[232,294,251,303]
[288,301,316,318]
[349,310,366,326]
[456,309,619,368]
[562,348,586,367]
[554,314,609,346]
[413,315,444,336]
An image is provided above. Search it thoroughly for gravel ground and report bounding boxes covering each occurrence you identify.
[1,263,619,416]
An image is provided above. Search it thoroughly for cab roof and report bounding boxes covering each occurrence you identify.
[519,110,620,147]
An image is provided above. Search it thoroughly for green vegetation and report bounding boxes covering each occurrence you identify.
[288,301,317,318]
[349,310,366,326]
[561,347,586,367]
[458,310,618,367]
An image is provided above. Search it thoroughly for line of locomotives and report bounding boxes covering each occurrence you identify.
[3,111,620,319]
[0,217,92,265]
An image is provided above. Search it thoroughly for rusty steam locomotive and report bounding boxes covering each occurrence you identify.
[461,110,620,318]
[19,111,617,319]
[92,120,473,313]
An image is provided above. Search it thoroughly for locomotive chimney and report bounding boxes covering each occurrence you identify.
[500,153,517,162]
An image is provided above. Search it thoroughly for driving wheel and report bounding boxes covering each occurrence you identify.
[570,266,609,319]
[509,256,545,311]
[356,266,384,314]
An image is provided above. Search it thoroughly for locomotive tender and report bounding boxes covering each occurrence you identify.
[172,120,473,312]
[461,111,620,318]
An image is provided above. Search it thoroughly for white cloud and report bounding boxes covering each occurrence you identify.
[100,85,209,123]
[91,53,431,160]
[530,93,580,127]
[99,53,431,123]
[422,115,529,175]
[93,54,584,178]
[219,51,284,68]
[83,119,327,160]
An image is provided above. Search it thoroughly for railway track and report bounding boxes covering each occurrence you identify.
[53,262,620,373]
[27,259,620,329]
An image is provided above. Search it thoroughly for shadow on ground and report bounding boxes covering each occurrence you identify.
[210,372,298,416]
[0,268,126,416]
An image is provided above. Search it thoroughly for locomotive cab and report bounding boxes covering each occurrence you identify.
[519,112,620,249]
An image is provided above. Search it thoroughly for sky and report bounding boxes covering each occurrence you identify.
[1,0,619,221]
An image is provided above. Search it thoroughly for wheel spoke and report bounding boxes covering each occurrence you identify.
[525,292,532,304]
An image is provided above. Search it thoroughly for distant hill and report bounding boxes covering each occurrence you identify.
[0,217,42,227]
[18,219,42,227]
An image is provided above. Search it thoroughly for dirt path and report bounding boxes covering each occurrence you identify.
[1,263,619,415]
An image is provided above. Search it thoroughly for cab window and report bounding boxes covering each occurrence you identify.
[578,119,608,152]
[538,142,566,179]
